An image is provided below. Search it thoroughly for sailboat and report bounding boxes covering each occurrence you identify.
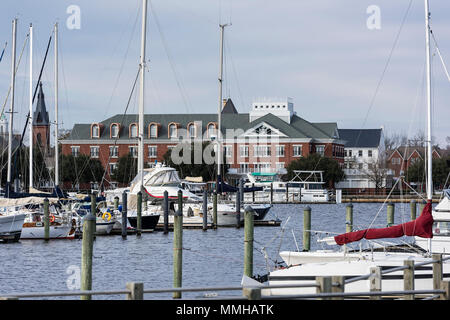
[260,0,450,296]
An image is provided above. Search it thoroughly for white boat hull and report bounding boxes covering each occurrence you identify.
[0,214,26,241]
[20,224,75,239]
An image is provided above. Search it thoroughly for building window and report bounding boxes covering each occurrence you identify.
[276,162,285,171]
[348,150,353,157]
[188,123,196,138]
[358,163,363,170]
[254,163,271,173]
[90,146,99,158]
[223,145,232,158]
[148,146,157,158]
[316,145,325,156]
[240,145,249,157]
[71,146,80,157]
[169,124,177,139]
[392,157,401,165]
[90,182,99,190]
[109,146,118,158]
[368,150,373,157]
[254,145,271,157]
[358,150,363,157]
[109,163,117,174]
[129,123,138,138]
[129,146,138,158]
[91,124,100,138]
[276,145,285,157]
[293,145,302,157]
[239,163,249,173]
[207,123,216,139]
[149,123,158,138]
[110,124,120,138]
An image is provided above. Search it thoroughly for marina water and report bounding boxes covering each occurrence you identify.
[0,202,423,299]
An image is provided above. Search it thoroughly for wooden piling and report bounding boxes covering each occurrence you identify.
[202,190,208,231]
[121,191,127,239]
[433,253,443,291]
[236,183,241,229]
[419,200,426,214]
[369,266,381,300]
[136,191,142,236]
[410,200,416,221]
[91,192,97,235]
[331,276,344,300]
[80,212,95,300]
[43,198,49,241]
[163,190,169,234]
[126,282,144,300]
[403,260,415,300]
[252,183,255,203]
[286,184,289,203]
[173,190,183,299]
[213,191,217,229]
[387,202,394,227]
[346,203,353,233]
[244,206,254,278]
[270,183,273,204]
[316,276,332,300]
[303,206,311,251]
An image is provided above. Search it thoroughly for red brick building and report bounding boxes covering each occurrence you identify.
[60,98,345,190]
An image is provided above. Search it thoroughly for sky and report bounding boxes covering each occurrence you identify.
[0,0,449,148]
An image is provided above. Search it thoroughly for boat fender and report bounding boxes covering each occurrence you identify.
[102,212,112,222]
[49,215,55,223]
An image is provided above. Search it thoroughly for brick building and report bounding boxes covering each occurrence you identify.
[60,98,346,189]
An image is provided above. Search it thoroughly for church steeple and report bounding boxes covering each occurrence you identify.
[32,82,50,152]
[33,82,49,126]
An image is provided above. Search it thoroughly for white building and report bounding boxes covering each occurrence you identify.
[335,128,393,194]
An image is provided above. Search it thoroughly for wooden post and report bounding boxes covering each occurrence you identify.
[202,190,208,231]
[43,198,50,241]
[114,196,119,210]
[286,184,289,203]
[173,190,183,299]
[346,203,353,233]
[432,253,443,291]
[303,206,311,251]
[369,266,381,300]
[403,260,415,300]
[243,287,261,300]
[213,191,217,229]
[236,183,241,229]
[244,206,254,278]
[126,282,144,300]
[252,183,255,203]
[80,212,95,300]
[387,202,394,227]
[410,200,417,221]
[163,190,169,234]
[299,185,302,203]
[316,276,332,300]
[121,191,127,239]
[440,281,450,300]
[331,276,344,300]
[136,191,142,236]
[91,192,97,235]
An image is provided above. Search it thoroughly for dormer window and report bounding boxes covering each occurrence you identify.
[187,122,197,138]
[149,123,159,138]
[207,122,217,139]
[129,123,138,138]
[168,122,179,139]
[91,123,100,138]
[110,123,120,138]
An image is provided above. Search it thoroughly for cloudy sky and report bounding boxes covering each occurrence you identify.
[0,0,449,147]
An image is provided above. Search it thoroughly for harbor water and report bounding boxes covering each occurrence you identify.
[0,202,424,299]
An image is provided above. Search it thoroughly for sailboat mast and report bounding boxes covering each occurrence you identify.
[7,18,17,188]
[29,23,33,189]
[54,22,59,187]
[424,0,432,201]
[217,23,229,191]
[138,0,148,184]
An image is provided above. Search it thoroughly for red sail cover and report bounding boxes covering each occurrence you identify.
[334,201,434,246]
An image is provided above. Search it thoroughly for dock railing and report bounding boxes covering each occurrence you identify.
[1,254,450,300]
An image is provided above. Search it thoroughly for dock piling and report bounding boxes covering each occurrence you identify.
[202,190,208,231]
[163,190,169,234]
[244,206,254,278]
[173,190,183,299]
[345,203,353,233]
[410,200,417,221]
[43,198,49,241]
[126,282,144,300]
[213,191,217,229]
[387,202,395,227]
[121,191,127,239]
[303,206,311,251]
[80,212,95,300]
[137,191,142,236]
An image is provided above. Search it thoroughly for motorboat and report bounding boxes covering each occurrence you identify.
[0,212,26,242]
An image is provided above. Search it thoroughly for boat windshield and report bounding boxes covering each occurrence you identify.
[433,220,450,236]
[145,170,181,186]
